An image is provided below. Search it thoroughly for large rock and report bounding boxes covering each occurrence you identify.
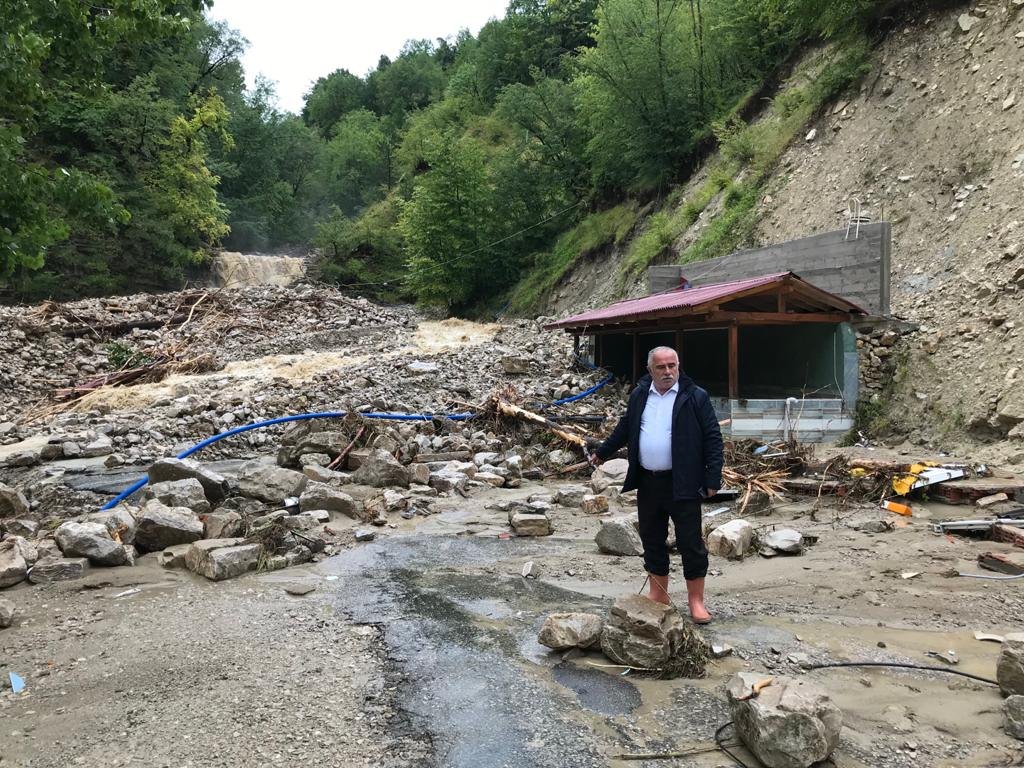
[1,519,38,538]
[600,595,708,676]
[29,557,88,584]
[134,501,204,552]
[429,468,468,494]
[1006,696,1024,740]
[510,512,552,537]
[998,635,1024,697]
[157,543,193,569]
[0,538,28,588]
[764,529,803,554]
[597,458,629,483]
[299,482,358,518]
[554,485,587,507]
[237,461,309,503]
[352,449,411,488]
[145,478,211,514]
[0,598,15,628]
[0,483,30,518]
[86,507,137,545]
[582,494,610,515]
[149,458,230,503]
[277,421,352,466]
[185,539,260,581]
[727,673,843,768]
[595,516,644,556]
[55,521,129,566]
[538,613,604,650]
[708,519,754,559]
[203,511,244,539]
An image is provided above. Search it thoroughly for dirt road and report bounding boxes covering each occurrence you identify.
[3,479,1022,768]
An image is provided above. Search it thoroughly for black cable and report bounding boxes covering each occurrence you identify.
[805,661,998,685]
[714,721,754,768]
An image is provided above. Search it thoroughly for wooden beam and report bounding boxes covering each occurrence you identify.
[777,291,787,313]
[631,332,640,383]
[706,311,850,324]
[674,329,684,367]
[595,334,604,367]
[728,324,739,399]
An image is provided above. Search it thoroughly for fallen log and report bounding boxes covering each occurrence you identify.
[61,312,191,338]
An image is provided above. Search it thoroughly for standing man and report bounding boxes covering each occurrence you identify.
[590,346,723,623]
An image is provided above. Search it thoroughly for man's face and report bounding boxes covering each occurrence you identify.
[648,349,679,392]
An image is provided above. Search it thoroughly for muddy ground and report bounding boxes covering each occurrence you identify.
[3,474,1023,768]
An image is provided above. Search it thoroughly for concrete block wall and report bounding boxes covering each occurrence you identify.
[649,223,891,315]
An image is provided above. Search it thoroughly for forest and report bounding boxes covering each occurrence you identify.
[2,0,884,309]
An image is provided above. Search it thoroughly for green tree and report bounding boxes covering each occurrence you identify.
[302,68,369,137]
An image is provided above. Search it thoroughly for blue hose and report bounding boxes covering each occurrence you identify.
[100,409,473,510]
[101,357,615,511]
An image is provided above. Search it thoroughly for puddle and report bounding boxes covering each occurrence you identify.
[552,661,641,715]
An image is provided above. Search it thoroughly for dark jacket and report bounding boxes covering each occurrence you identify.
[596,373,724,500]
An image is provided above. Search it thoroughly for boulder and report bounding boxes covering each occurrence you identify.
[595,516,644,556]
[203,511,244,539]
[708,519,754,559]
[185,539,260,581]
[598,458,630,483]
[0,598,15,628]
[554,485,587,507]
[510,512,552,537]
[145,478,211,514]
[29,557,88,584]
[81,434,114,457]
[237,461,309,503]
[538,613,604,650]
[2,519,38,538]
[149,458,230,503]
[547,449,576,466]
[410,463,431,485]
[299,482,358,518]
[475,471,506,487]
[134,501,204,552]
[582,494,610,515]
[429,469,468,494]
[764,529,803,554]
[0,482,30,518]
[727,673,843,768]
[86,506,137,545]
[474,451,501,467]
[1005,696,1024,740]
[0,538,28,588]
[157,543,193,569]
[55,521,129,566]
[351,449,411,488]
[998,635,1024,697]
[600,595,708,676]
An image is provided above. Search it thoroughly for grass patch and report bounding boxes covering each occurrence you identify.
[509,203,638,312]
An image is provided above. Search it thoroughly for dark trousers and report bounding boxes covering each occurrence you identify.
[637,471,708,580]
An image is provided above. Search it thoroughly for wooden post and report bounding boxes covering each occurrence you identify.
[675,328,684,367]
[632,332,641,383]
[595,334,603,368]
[728,324,739,399]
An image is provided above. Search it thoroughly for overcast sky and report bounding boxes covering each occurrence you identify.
[206,0,510,114]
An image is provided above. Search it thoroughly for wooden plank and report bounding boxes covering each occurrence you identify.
[675,329,684,366]
[728,324,739,399]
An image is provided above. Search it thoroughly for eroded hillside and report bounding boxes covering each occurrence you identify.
[540,2,1024,460]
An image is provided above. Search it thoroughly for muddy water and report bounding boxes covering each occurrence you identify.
[209,251,306,287]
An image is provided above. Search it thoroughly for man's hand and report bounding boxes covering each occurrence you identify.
[586,450,602,468]
[705,488,718,498]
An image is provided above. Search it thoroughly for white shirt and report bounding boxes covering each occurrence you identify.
[639,381,677,471]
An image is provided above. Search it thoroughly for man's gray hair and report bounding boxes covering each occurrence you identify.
[647,346,678,367]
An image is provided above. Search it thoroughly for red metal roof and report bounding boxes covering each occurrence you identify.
[544,271,865,330]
